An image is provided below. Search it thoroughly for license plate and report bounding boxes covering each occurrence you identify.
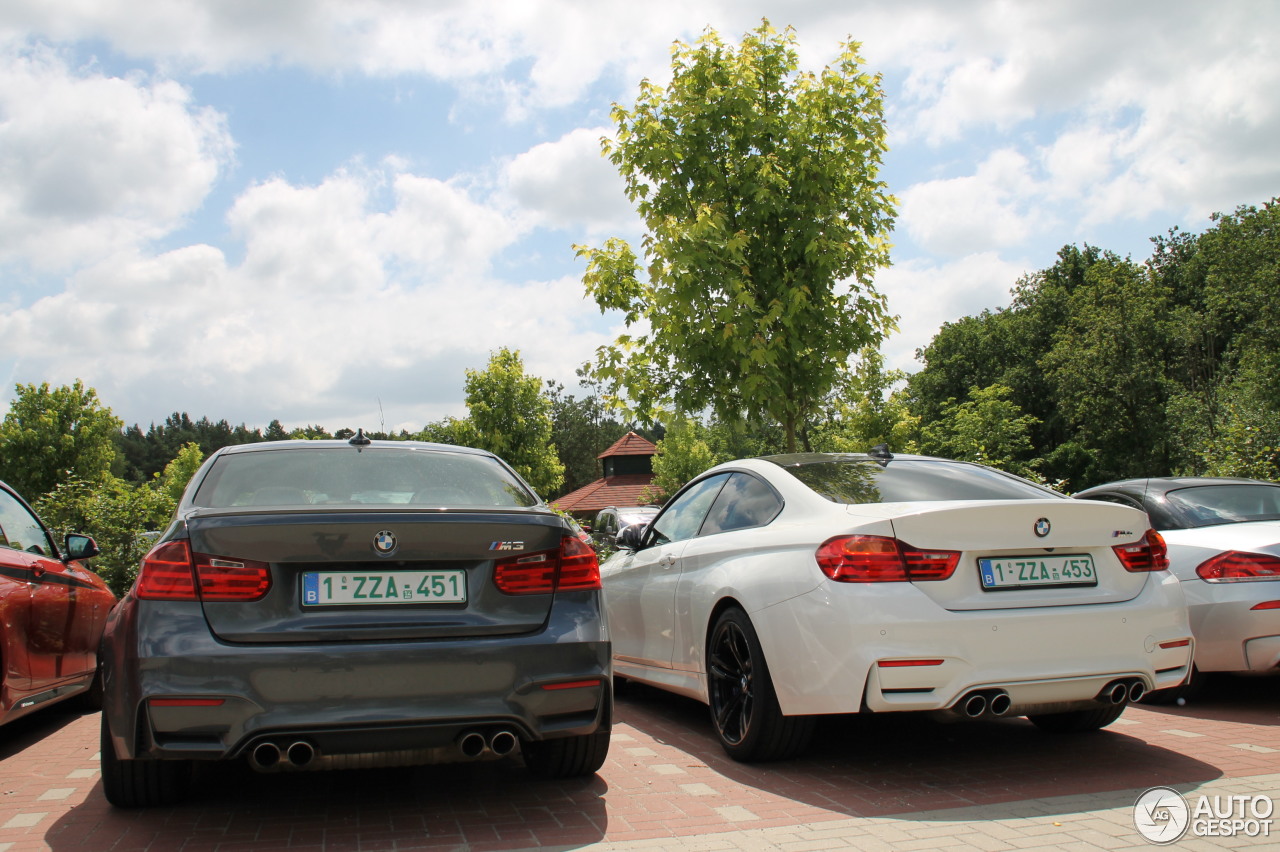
[978,554,1097,590]
[301,570,466,606]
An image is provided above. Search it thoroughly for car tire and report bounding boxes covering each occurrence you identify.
[522,730,610,779]
[99,714,193,807]
[706,607,814,762]
[1026,702,1127,734]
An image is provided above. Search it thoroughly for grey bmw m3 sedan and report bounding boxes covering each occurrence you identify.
[100,434,611,807]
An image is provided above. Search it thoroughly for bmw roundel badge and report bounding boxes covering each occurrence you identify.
[373,529,398,555]
[1033,518,1051,538]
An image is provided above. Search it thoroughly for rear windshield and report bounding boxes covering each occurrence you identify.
[191,447,539,509]
[766,457,1059,504]
[1165,484,1280,527]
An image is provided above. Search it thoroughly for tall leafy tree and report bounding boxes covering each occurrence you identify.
[0,380,122,497]
[578,20,897,452]
[464,348,565,496]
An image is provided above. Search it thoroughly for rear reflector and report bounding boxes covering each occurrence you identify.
[1251,600,1280,610]
[1158,639,1192,649]
[1113,529,1170,572]
[493,535,601,594]
[1196,551,1280,583]
[816,535,959,582]
[540,679,603,691]
[877,659,945,667]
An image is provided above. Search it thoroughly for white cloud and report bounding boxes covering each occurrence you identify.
[898,150,1046,256]
[875,252,1028,374]
[0,40,232,270]
[501,126,632,233]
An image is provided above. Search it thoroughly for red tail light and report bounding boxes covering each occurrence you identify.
[1113,529,1169,572]
[136,540,199,600]
[493,535,601,594]
[136,540,271,601]
[1196,551,1280,582]
[816,535,959,582]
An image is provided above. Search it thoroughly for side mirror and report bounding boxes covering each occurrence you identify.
[617,523,647,551]
[64,533,100,561]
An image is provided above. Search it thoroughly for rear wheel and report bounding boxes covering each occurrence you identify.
[523,730,610,779]
[707,608,814,762]
[1027,702,1127,734]
[99,714,193,807]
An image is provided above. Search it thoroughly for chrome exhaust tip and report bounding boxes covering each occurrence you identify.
[489,730,518,757]
[250,742,282,771]
[459,731,486,759]
[286,740,316,768]
[1127,681,1146,703]
[988,691,1012,717]
[961,692,988,718]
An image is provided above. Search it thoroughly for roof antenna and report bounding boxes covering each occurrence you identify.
[869,443,893,460]
[349,428,372,447]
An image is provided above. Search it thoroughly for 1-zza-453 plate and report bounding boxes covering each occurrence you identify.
[978,554,1097,590]
[302,570,467,606]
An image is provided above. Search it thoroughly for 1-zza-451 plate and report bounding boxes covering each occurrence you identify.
[302,570,467,606]
[978,554,1097,590]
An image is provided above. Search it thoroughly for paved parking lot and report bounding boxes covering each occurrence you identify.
[1,676,1277,851]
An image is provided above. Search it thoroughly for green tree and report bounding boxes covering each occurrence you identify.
[36,475,175,595]
[545,377,629,497]
[155,442,204,504]
[645,415,725,502]
[812,349,919,454]
[918,385,1041,480]
[464,348,565,496]
[578,20,897,452]
[0,380,122,497]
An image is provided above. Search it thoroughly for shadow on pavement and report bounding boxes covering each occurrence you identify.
[44,753,609,851]
[1134,671,1280,725]
[617,680,1226,821]
[0,704,88,760]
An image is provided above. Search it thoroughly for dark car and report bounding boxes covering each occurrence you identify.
[591,505,659,549]
[0,479,114,725]
[100,436,612,807]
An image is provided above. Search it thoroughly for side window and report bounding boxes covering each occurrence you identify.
[0,490,53,556]
[649,474,731,546]
[701,473,783,536]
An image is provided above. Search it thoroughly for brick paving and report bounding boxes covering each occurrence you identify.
[0,675,1275,851]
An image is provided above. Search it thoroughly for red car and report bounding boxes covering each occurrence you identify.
[0,479,116,725]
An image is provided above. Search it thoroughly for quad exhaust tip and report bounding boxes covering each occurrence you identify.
[457,729,521,759]
[249,740,319,772]
[956,689,1011,718]
[1097,678,1146,705]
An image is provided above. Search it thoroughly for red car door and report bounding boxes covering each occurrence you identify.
[0,487,74,693]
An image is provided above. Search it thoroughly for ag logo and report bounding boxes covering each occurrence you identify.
[1033,517,1051,538]
[1133,786,1190,844]
[372,530,398,556]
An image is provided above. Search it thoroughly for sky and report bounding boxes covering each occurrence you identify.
[0,1,1276,435]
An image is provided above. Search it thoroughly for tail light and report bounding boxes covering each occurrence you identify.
[816,535,959,582]
[1113,529,1169,572]
[1196,551,1280,582]
[136,540,272,601]
[493,535,601,594]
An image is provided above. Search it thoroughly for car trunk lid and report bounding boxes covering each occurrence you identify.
[185,508,568,643]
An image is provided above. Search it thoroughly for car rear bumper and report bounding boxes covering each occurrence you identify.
[101,593,611,762]
[753,573,1192,715]
[1186,584,1280,674]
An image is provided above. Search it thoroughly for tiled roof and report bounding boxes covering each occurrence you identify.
[551,473,655,514]
[598,431,657,459]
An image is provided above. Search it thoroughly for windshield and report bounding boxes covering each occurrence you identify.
[1165,484,1280,527]
[191,446,539,509]
[765,456,1060,504]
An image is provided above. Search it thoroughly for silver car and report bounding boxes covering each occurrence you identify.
[1075,476,1280,698]
[100,436,611,807]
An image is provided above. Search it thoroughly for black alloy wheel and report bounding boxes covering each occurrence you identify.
[706,607,813,761]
